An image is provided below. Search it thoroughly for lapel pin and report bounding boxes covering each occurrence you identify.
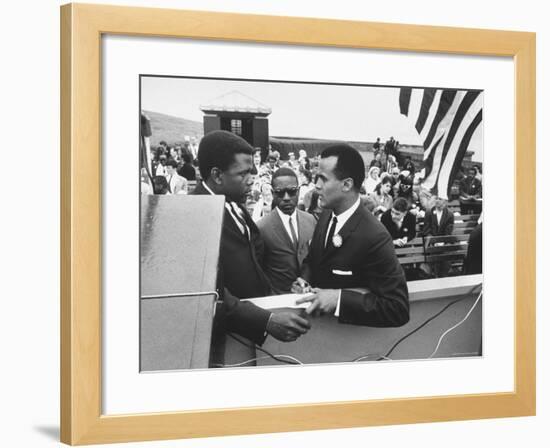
[332,234,343,248]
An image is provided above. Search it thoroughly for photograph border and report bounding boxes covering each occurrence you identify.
[60,3,535,445]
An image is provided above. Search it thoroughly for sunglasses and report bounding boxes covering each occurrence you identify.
[273,187,299,198]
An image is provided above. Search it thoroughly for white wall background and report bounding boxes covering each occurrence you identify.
[1,1,546,447]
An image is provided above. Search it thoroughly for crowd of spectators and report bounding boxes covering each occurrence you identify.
[141,134,483,278]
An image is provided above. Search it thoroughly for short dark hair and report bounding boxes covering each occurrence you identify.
[152,176,169,194]
[166,159,178,169]
[271,167,298,185]
[320,144,365,191]
[197,130,253,180]
[393,197,409,212]
[182,153,192,164]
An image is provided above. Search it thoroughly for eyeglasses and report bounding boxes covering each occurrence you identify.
[273,187,299,197]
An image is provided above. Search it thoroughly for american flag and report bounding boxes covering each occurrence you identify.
[399,87,483,199]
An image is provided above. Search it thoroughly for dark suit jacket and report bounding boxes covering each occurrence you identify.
[422,207,454,236]
[191,182,272,346]
[257,208,317,294]
[380,209,417,242]
[304,204,409,327]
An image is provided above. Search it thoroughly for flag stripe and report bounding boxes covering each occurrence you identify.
[437,98,483,196]
[440,90,481,166]
[446,110,483,196]
[398,87,482,199]
[423,133,444,180]
[415,88,437,133]
[399,88,412,115]
[423,90,467,190]
[423,90,457,151]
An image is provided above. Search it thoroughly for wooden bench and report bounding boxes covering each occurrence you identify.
[452,213,480,235]
[395,237,426,266]
[424,234,470,275]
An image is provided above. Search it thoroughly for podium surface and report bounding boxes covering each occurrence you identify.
[140,194,224,371]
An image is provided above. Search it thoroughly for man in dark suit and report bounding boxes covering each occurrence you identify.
[422,196,455,277]
[295,144,409,327]
[191,130,310,355]
[459,167,482,214]
[257,167,317,294]
[422,196,455,237]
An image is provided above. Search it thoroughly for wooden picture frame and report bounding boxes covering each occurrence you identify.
[60,3,535,445]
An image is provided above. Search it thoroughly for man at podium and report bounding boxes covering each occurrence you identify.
[295,144,410,327]
[191,131,311,361]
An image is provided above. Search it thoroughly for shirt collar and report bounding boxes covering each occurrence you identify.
[202,182,217,196]
[276,206,297,222]
[331,197,361,226]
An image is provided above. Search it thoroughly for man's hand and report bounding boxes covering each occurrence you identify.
[291,277,313,294]
[266,310,311,342]
[296,288,339,316]
[393,238,405,247]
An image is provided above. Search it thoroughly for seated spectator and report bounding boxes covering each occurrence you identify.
[155,155,168,176]
[363,166,381,194]
[298,149,311,170]
[369,176,394,218]
[396,175,419,210]
[165,159,188,194]
[422,196,454,236]
[152,175,170,195]
[381,197,417,247]
[251,182,273,222]
[297,170,315,209]
[459,167,482,214]
[304,176,323,221]
[402,156,416,176]
[386,154,398,174]
[177,153,196,181]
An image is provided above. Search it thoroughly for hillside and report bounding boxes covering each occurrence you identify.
[142,110,203,147]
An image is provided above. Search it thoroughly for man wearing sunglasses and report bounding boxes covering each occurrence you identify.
[294,144,409,327]
[257,167,317,294]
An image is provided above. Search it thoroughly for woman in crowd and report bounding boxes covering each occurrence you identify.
[380,197,417,247]
[363,166,381,194]
[369,175,394,218]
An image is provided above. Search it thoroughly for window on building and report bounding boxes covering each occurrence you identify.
[230,119,242,136]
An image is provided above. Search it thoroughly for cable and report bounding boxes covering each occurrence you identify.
[212,354,304,368]
[378,283,482,360]
[428,289,483,358]
[227,332,303,365]
[353,354,392,362]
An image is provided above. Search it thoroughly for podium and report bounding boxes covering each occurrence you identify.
[140,194,224,371]
[223,275,483,366]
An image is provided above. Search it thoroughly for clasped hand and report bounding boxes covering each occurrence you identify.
[266,310,311,342]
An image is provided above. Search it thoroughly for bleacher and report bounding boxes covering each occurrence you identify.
[397,211,480,279]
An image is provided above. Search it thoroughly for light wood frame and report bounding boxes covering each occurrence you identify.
[60,3,536,445]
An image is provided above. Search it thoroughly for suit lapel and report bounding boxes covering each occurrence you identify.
[321,206,364,262]
[313,211,331,254]
[273,210,295,249]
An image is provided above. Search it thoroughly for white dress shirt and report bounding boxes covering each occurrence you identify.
[324,197,361,317]
[202,182,249,238]
[435,209,443,226]
[276,207,299,245]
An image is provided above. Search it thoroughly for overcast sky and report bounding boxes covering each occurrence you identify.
[141,76,483,161]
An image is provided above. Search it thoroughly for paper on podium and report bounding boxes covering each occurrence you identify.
[243,293,316,310]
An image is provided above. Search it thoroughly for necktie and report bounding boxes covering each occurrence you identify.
[325,216,338,249]
[289,215,298,249]
[229,203,250,239]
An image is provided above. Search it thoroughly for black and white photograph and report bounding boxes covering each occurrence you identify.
[139,75,483,371]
